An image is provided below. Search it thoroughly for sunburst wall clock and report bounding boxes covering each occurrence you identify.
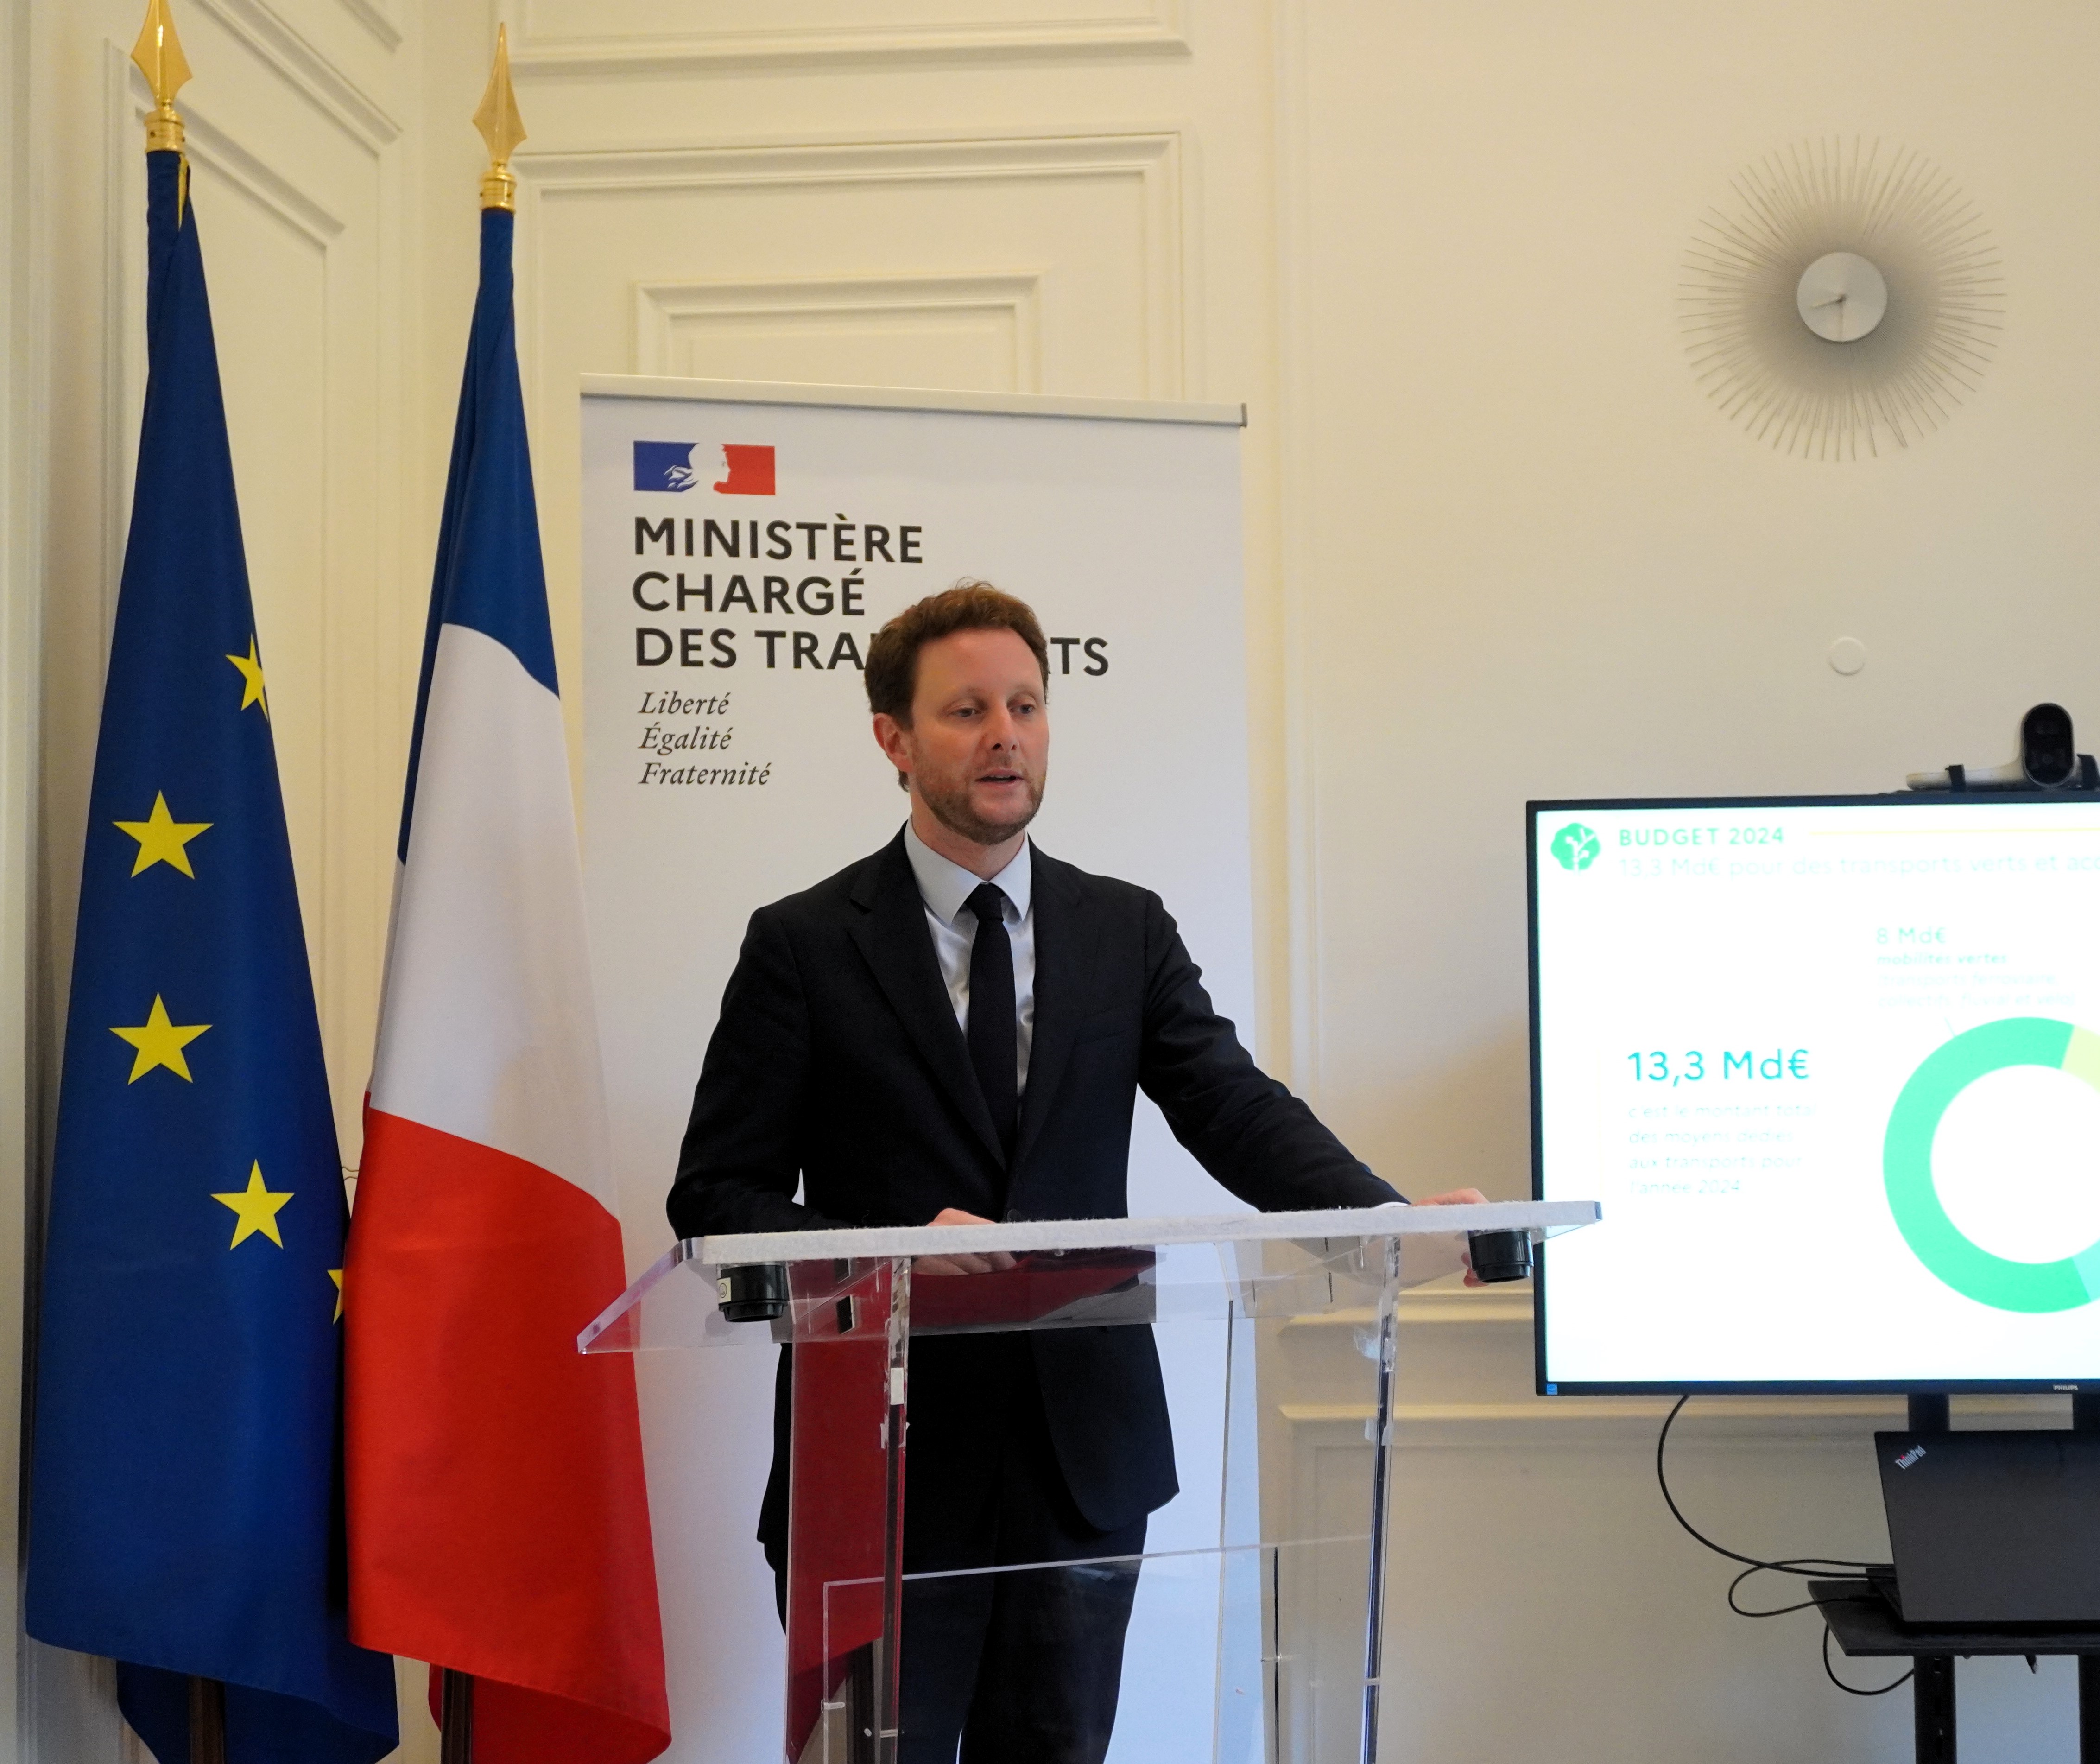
[1680,140,2003,459]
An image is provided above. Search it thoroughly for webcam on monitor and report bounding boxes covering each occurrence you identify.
[1907,702,2098,793]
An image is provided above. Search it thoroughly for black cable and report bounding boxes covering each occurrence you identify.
[1727,1564,1824,1618]
[1725,1564,1881,1613]
[1732,1566,1891,1624]
[1657,1395,1879,1578]
[1658,1396,1908,1698]
[1822,1626,1914,1696]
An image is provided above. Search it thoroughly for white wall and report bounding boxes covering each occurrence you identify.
[7,0,2100,1758]
[0,0,38,1752]
[1285,6,2100,1752]
[1295,0,2100,1207]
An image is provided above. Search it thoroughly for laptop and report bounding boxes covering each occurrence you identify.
[1875,1429,2100,1625]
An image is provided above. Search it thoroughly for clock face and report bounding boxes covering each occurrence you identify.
[1796,251,1889,342]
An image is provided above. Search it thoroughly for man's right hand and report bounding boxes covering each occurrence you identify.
[917,1207,1018,1275]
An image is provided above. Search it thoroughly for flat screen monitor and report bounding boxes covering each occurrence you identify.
[1531,793,2100,1394]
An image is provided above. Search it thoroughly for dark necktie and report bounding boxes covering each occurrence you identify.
[964,882,1017,1161]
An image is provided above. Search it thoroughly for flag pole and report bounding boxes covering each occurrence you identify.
[131,0,189,153]
[472,24,525,215]
[439,1667,475,1764]
[134,25,226,1761]
[134,15,228,1760]
[129,41,228,1764]
[187,1677,227,1764]
[432,46,527,1764]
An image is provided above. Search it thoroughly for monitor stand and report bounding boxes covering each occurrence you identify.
[1812,1393,2100,1764]
[1907,1395,1955,1764]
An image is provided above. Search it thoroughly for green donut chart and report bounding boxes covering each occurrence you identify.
[1884,1016,2100,1313]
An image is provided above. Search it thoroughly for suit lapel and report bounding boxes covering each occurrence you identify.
[848,833,1005,1167]
[1012,846,1099,1180]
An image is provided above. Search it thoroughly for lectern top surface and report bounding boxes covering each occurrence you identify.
[577,1201,1600,1355]
[695,1199,1597,1267]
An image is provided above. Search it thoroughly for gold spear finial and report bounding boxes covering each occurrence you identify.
[472,26,526,211]
[131,0,192,153]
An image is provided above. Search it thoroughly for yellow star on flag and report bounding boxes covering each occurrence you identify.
[212,1161,293,1249]
[110,994,209,1083]
[226,635,268,717]
[329,1268,344,1322]
[112,792,211,877]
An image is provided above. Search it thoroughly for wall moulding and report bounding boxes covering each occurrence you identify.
[1283,1396,2069,1447]
[175,110,349,248]
[333,0,401,54]
[501,1,1189,75]
[514,132,1185,401]
[513,130,1180,196]
[1284,1398,1911,1449]
[189,0,402,150]
[98,50,348,619]
[634,272,1045,392]
[102,55,349,606]
[1282,1286,2073,1443]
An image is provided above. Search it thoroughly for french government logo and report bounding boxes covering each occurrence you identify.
[632,441,776,495]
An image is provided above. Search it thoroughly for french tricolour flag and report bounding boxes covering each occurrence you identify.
[344,202,670,1763]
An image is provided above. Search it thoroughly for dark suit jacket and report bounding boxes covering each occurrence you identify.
[669,830,1400,1538]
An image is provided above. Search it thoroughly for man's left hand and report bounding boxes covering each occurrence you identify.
[1412,1188,1488,1208]
[917,1206,1019,1276]
[1409,1187,1491,1285]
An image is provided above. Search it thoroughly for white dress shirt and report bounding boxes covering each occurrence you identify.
[903,822,1036,1097]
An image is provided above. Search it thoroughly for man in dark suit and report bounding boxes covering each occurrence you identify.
[670,583,1480,1763]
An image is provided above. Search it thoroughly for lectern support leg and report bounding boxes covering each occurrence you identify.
[2079,1656,2100,1764]
[1358,1240,1403,1764]
[874,1257,912,1764]
[1912,1655,1955,1764]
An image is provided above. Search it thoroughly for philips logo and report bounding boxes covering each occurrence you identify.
[1894,1445,1928,1470]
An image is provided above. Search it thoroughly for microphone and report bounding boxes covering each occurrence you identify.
[1466,1230,1532,1284]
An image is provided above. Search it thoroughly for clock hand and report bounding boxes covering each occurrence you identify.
[1806,292,1849,308]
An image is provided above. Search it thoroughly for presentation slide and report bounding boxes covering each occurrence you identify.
[1533,798,2100,1390]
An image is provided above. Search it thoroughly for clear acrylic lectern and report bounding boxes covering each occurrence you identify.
[582,1202,1597,1764]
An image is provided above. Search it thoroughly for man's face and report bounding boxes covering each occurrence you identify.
[875,628,1048,848]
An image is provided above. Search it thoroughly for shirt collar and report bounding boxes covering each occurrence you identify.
[903,822,1032,926]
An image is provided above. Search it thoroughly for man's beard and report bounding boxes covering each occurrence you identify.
[919,769,1044,847]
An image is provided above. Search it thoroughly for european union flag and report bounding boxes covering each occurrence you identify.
[25,149,398,1764]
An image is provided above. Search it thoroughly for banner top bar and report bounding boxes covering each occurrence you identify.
[581,373,1248,429]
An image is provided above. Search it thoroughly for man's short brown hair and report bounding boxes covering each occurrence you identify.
[864,581,1050,723]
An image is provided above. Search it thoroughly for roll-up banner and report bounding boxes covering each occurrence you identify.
[579,377,1251,1758]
